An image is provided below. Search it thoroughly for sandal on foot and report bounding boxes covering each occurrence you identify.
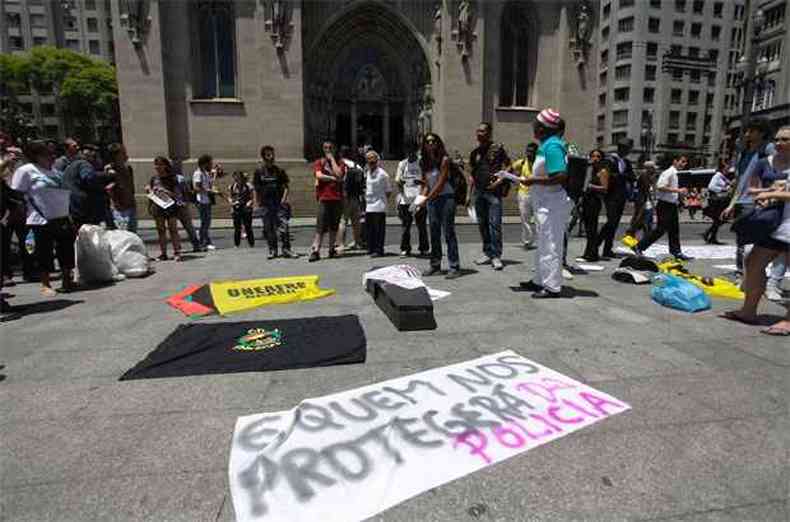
[719,311,759,326]
[157,254,169,262]
[761,326,790,337]
[40,287,57,297]
[173,254,183,262]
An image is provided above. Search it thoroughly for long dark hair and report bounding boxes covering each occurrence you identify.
[420,132,448,171]
[154,156,173,175]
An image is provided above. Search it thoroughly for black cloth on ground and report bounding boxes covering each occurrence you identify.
[119,314,366,380]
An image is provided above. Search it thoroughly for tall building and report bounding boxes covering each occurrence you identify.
[111,1,600,216]
[0,0,116,139]
[595,0,746,165]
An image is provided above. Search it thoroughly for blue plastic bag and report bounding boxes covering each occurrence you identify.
[651,273,711,313]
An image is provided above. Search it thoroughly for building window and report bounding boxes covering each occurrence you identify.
[196,1,237,99]
[670,44,682,56]
[692,0,704,14]
[647,42,658,60]
[765,3,787,30]
[619,0,634,7]
[686,112,697,130]
[618,17,634,33]
[603,3,611,19]
[675,0,686,12]
[499,2,536,108]
[673,21,685,37]
[33,36,47,46]
[667,133,679,144]
[672,69,683,81]
[688,90,700,105]
[89,40,101,55]
[713,2,723,17]
[6,13,21,27]
[601,26,610,40]
[611,132,627,146]
[613,110,629,128]
[704,114,712,132]
[597,114,606,132]
[643,87,655,103]
[41,103,56,117]
[690,23,702,39]
[30,14,47,27]
[671,89,683,104]
[44,125,59,138]
[688,47,700,58]
[650,0,661,7]
[648,18,660,33]
[599,93,607,107]
[669,111,680,129]
[65,39,80,50]
[711,25,721,41]
[690,70,701,83]
[9,36,25,50]
[705,93,714,108]
[615,64,631,81]
[645,64,657,81]
[614,87,630,102]
[600,49,609,67]
[685,134,696,144]
[87,17,99,32]
[599,71,608,87]
[708,49,718,62]
[85,0,97,9]
[616,41,633,60]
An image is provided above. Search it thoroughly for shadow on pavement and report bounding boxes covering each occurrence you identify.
[11,299,84,316]
[507,286,600,298]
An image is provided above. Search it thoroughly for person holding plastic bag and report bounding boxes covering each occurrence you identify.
[11,141,76,296]
[518,109,571,298]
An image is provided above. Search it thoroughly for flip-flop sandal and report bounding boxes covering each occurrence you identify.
[719,311,759,326]
[40,287,57,298]
[761,327,790,337]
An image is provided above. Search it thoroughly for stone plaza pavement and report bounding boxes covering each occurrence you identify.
[1,233,788,521]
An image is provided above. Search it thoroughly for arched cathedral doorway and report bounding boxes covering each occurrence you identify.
[304,2,431,160]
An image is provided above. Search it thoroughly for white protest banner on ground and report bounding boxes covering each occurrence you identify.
[363,264,451,301]
[229,350,630,522]
[616,244,736,259]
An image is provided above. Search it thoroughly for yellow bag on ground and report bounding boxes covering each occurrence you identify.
[621,235,638,248]
[209,275,335,315]
[657,261,744,300]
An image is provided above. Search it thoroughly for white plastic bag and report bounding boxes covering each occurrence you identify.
[76,225,119,284]
[105,230,150,278]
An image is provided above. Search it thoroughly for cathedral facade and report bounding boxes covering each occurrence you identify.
[113,0,597,215]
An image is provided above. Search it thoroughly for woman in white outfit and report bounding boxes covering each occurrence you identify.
[519,109,571,298]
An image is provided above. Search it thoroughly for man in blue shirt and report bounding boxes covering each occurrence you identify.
[519,109,571,298]
[61,144,116,228]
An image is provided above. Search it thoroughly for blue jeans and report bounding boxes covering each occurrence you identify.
[428,195,460,270]
[474,192,503,259]
[197,203,213,247]
[111,207,138,234]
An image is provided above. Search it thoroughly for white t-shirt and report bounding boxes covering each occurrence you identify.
[192,168,213,205]
[769,158,790,243]
[707,172,729,194]
[11,163,68,225]
[396,158,422,205]
[656,166,679,204]
[365,167,392,213]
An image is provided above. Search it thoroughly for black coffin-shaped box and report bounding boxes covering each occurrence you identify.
[365,278,437,331]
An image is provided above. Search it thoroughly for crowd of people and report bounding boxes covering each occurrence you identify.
[1,115,788,333]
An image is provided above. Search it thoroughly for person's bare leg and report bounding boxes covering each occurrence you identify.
[40,270,55,296]
[727,247,778,320]
[168,218,182,259]
[311,232,322,253]
[328,230,338,253]
[156,220,168,258]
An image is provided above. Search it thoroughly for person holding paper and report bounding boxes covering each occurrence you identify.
[418,133,461,279]
[510,142,538,249]
[396,141,429,257]
[11,140,76,296]
[519,109,570,298]
[147,156,184,262]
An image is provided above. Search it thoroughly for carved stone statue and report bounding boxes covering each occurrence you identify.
[417,85,434,136]
[572,0,593,66]
[433,2,443,65]
[119,0,151,47]
[454,0,476,58]
[266,0,292,50]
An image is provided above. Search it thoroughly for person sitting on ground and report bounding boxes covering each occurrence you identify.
[11,140,77,296]
[228,171,255,249]
[147,156,184,262]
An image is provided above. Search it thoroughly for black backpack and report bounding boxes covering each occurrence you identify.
[344,163,365,198]
[448,160,468,200]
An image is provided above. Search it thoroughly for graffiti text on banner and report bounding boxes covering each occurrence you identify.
[228,350,631,522]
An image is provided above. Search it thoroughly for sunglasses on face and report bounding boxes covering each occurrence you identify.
[776,136,790,142]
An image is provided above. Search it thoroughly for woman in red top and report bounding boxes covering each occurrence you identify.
[309,141,346,262]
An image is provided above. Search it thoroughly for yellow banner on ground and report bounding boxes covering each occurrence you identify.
[657,261,744,300]
[209,275,335,315]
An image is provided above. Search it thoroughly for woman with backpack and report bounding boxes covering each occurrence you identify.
[416,132,462,280]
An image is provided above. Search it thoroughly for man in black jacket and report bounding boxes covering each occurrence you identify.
[596,138,634,258]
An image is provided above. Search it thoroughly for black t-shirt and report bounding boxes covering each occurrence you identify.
[470,142,510,195]
[253,164,289,206]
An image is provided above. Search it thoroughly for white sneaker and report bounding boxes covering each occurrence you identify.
[206,244,216,251]
[562,268,574,280]
[400,251,409,258]
[765,287,783,302]
[474,256,492,266]
[492,258,504,271]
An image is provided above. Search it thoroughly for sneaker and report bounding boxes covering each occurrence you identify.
[206,245,216,251]
[562,268,574,280]
[328,249,338,259]
[474,256,492,266]
[282,250,300,259]
[308,251,320,263]
[765,286,783,302]
[576,256,599,263]
[267,252,277,260]
[519,281,544,292]
[674,253,694,261]
[418,251,430,258]
[492,258,504,271]
[445,270,462,280]
[532,289,562,299]
[370,252,381,258]
[346,242,358,250]
[423,266,441,277]
[400,250,410,258]
[601,250,617,259]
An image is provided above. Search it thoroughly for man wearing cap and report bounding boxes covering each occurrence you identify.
[468,122,511,271]
[519,109,571,298]
[596,138,634,258]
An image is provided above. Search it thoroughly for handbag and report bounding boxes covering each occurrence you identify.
[731,203,784,245]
